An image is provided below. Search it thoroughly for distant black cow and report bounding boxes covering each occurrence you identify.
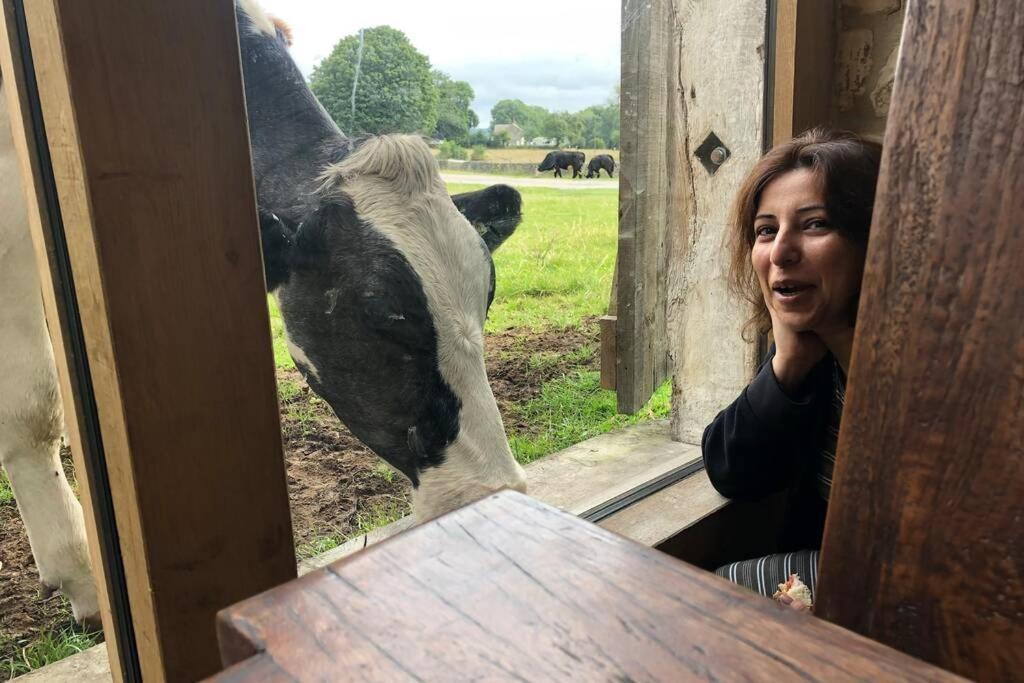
[537,150,586,178]
[586,154,615,178]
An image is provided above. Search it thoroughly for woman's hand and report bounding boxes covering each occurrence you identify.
[769,308,827,395]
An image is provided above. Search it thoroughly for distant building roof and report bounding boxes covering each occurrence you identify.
[492,122,524,137]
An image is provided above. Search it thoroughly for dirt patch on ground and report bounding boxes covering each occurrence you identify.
[278,368,411,551]
[0,500,83,663]
[487,317,599,433]
[0,319,600,664]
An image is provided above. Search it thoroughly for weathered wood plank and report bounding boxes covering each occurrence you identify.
[816,2,1024,680]
[617,0,671,413]
[599,314,617,389]
[20,0,296,679]
[665,0,765,444]
[211,492,964,682]
[771,0,835,144]
[598,468,729,548]
[0,1,123,673]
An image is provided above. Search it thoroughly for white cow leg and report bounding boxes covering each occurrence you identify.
[0,261,100,626]
[1,417,99,625]
[1,79,99,625]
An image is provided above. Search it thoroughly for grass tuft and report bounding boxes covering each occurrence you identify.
[268,296,295,370]
[0,469,14,507]
[355,499,407,536]
[295,535,342,561]
[372,461,396,484]
[0,625,102,680]
[509,372,671,465]
[294,498,408,562]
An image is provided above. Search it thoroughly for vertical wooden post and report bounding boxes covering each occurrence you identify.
[599,257,618,390]
[0,2,124,674]
[816,1,1024,679]
[14,0,296,679]
[617,0,671,413]
[771,0,835,145]
[664,0,766,444]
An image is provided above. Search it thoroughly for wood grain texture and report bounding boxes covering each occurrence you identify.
[772,0,835,144]
[664,0,764,445]
[599,314,617,390]
[598,468,731,549]
[618,0,671,413]
[816,1,1024,680]
[22,0,296,679]
[210,492,963,682]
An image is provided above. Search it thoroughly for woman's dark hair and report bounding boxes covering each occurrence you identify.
[728,127,883,338]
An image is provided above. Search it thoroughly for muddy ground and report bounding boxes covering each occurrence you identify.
[0,319,599,666]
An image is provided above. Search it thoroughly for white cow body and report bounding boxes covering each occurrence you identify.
[0,80,98,622]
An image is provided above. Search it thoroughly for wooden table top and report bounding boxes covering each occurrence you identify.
[208,491,962,682]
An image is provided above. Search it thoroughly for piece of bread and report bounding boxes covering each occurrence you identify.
[773,573,813,611]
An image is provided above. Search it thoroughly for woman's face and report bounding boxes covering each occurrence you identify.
[751,168,865,335]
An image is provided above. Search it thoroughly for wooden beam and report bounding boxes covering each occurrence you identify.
[771,0,836,144]
[816,1,1024,679]
[599,315,617,390]
[664,0,765,444]
[19,0,296,679]
[0,1,123,674]
[617,0,671,413]
[599,255,618,390]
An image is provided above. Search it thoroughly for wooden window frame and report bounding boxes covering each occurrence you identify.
[1,1,295,680]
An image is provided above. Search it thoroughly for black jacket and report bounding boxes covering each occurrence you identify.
[701,347,838,547]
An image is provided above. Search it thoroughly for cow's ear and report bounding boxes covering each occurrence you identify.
[451,184,522,253]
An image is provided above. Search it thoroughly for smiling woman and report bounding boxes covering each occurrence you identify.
[701,128,882,604]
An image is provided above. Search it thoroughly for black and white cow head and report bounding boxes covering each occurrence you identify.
[236,0,527,520]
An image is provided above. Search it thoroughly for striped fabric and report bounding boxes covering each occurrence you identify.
[715,550,820,599]
[815,361,847,501]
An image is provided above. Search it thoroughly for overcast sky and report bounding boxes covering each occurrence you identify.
[257,0,620,127]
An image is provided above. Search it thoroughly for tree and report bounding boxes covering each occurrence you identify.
[490,99,531,127]
[433,71,476,144]
[490,96,620,148]
[492,130,510,148]
[311,26,438,136]
[490,99,549,139]
[468,128,490,146]
[542,113,569,147]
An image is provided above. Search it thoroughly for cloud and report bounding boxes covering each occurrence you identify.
[440,58,617,125]
[257,0,620,128]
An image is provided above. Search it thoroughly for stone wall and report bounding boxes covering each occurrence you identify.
[834,0,907,140]
[435,159,538,174]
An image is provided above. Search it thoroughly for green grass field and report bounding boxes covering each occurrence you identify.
[0,470,13,507]
[448,183,619,332]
